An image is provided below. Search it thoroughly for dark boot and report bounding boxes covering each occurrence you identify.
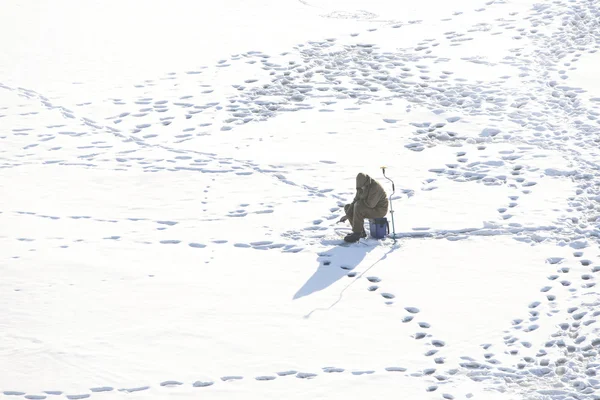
[344,231,367,243]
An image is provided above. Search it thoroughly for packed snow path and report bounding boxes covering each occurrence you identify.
[2,0,600,399]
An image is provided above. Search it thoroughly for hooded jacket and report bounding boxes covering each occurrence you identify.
[353,173,389,210]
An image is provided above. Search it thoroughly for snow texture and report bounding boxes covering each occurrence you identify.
[2,0,600,399]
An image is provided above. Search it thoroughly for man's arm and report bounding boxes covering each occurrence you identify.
[339,189,361,222]
[362,183,384,208]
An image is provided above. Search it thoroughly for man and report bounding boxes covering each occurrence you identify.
[339,172,389,243]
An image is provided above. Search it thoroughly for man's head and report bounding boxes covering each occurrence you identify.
[356,172,371,190]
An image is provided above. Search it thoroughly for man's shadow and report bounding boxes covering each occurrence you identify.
[293,244,376,300]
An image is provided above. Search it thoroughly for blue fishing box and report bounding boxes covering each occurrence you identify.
[369,217,389,239]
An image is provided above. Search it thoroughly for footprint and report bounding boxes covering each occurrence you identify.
[25,396,47,400]
[189,242,207,248]
[381,293,395,299]
[192,381,214,387]
[368,285,379,291]
[402,316,414,323]
[418,322,431,328]
[323,367,345,373]
[405,307,420,313]
[43,392,63,396]
[66,395,90,400]
[432,340,446,347]
[415,332,427,339]
[385,366,407,372]
[347,272,357,277]
[250,241,273,247]
[103,235,120,240]
[351,370,375,375]
[367,276,381,283]
[156,220,178,226]
[573,311,587,321]
[160,381,183,387]
[160,240,181,245]
[119,387,149,393]
[255,376,276,381]
[221,376,243,382]
[4,393,26,396]
[90,387,113,393]
[277,370,297,376]
[525,324,539,332]
[296,372,317,379]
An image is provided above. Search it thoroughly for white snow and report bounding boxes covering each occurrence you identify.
[2,0,600,399]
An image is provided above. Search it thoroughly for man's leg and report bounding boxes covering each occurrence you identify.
[344,203,355,231]
[353,202,389,232]
[345,202,388,242]
[370,204,388,219]
[351,202,368,234]
[343,202,368,242]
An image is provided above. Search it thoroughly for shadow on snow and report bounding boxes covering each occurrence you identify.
[293,243,376,300]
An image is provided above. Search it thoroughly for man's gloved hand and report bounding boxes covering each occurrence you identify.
[339,215,348,223]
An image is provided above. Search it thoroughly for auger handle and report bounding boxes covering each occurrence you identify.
[380,166,397,239]
[381,166,394,191]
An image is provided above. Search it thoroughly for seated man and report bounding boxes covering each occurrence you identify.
[340,172,389,243]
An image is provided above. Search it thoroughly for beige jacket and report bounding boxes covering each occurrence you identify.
[352,173,389,210]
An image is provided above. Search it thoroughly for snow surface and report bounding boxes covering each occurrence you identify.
[2,0,600,399]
